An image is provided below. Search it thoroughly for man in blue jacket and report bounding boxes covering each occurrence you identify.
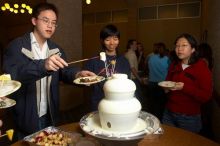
[3,2,95,139]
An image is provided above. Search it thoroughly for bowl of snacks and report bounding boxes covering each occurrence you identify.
[24,126,100,146]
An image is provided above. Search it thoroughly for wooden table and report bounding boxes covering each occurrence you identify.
[11,123,220,146]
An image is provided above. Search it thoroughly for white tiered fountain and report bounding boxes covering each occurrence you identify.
[80,74,162,146]
[98,74,141,132]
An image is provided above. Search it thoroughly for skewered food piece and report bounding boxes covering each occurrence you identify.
[6,129,14,141]
[0,74,11,80]
[100,52,106,61]
[110,60,116,65]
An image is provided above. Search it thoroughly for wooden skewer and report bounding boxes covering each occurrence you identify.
[68,58,89,64]
[67,56,99,65]
[0,133,7,137]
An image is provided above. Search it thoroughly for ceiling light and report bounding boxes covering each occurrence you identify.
[5,3,10,9]
[86,0,91,5]
[26,5,30,10]
[14,9,18,14]
[28,9,32,14]
[9,8,13,12]
[1,6,6,11]
[20,9,25,13]
[1,2,32,14]
[21,3,26,8]
[14,4,19,8]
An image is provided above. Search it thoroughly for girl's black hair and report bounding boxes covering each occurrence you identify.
[174,33,199,65]
[100,24,120,51]
[154,42,166,58]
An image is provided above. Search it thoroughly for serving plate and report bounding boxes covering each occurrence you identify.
[0,97,16,109]
[158,81,176,88]
[0,80,21,97]
[74,76,105,85]
[79,111,163,141]
[24,126,101,146]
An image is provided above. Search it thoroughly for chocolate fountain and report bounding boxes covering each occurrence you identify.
[98,74,141,132]
[80,73,162,146]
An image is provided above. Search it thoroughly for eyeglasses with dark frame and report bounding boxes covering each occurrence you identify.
[37,17,58,27]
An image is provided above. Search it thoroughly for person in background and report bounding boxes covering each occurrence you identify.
[83,24,130,111]
[145,43,158,76]
[125,39,144,104]
[198,43,213,71]
[168,49,178,63]
[162,33,212,133]
[147,42,170,120]
[198,43,214,137]
[136,42,146,75]
[3,2,95,139]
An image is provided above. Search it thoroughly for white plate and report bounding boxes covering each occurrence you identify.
[0,97,16,109]
[74,76,105,85]
[158,81,175,88]
[79,111,162,141]
[0,80,21,97]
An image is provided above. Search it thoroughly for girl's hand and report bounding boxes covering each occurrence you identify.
[171,82,184,90]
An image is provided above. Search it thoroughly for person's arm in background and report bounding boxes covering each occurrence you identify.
[126,54,142,82]
[130,67,141,81]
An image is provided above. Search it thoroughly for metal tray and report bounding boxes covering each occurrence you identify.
[23,126,82,146]
[80,111,163,141]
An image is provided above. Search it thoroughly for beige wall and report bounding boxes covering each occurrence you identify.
[205,0,220,95]
[48,0,82,62]
[48,0,84,111]
[138,18,201,54]
[83,0,127,13]
[82,0,201,57]
[203,0,220,142]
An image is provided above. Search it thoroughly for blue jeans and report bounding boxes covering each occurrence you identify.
[162,109,202,133]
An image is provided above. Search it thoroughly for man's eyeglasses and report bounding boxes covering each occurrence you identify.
[37,17,58,27]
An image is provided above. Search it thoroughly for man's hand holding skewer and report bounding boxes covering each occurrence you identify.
[45,54,68,71]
